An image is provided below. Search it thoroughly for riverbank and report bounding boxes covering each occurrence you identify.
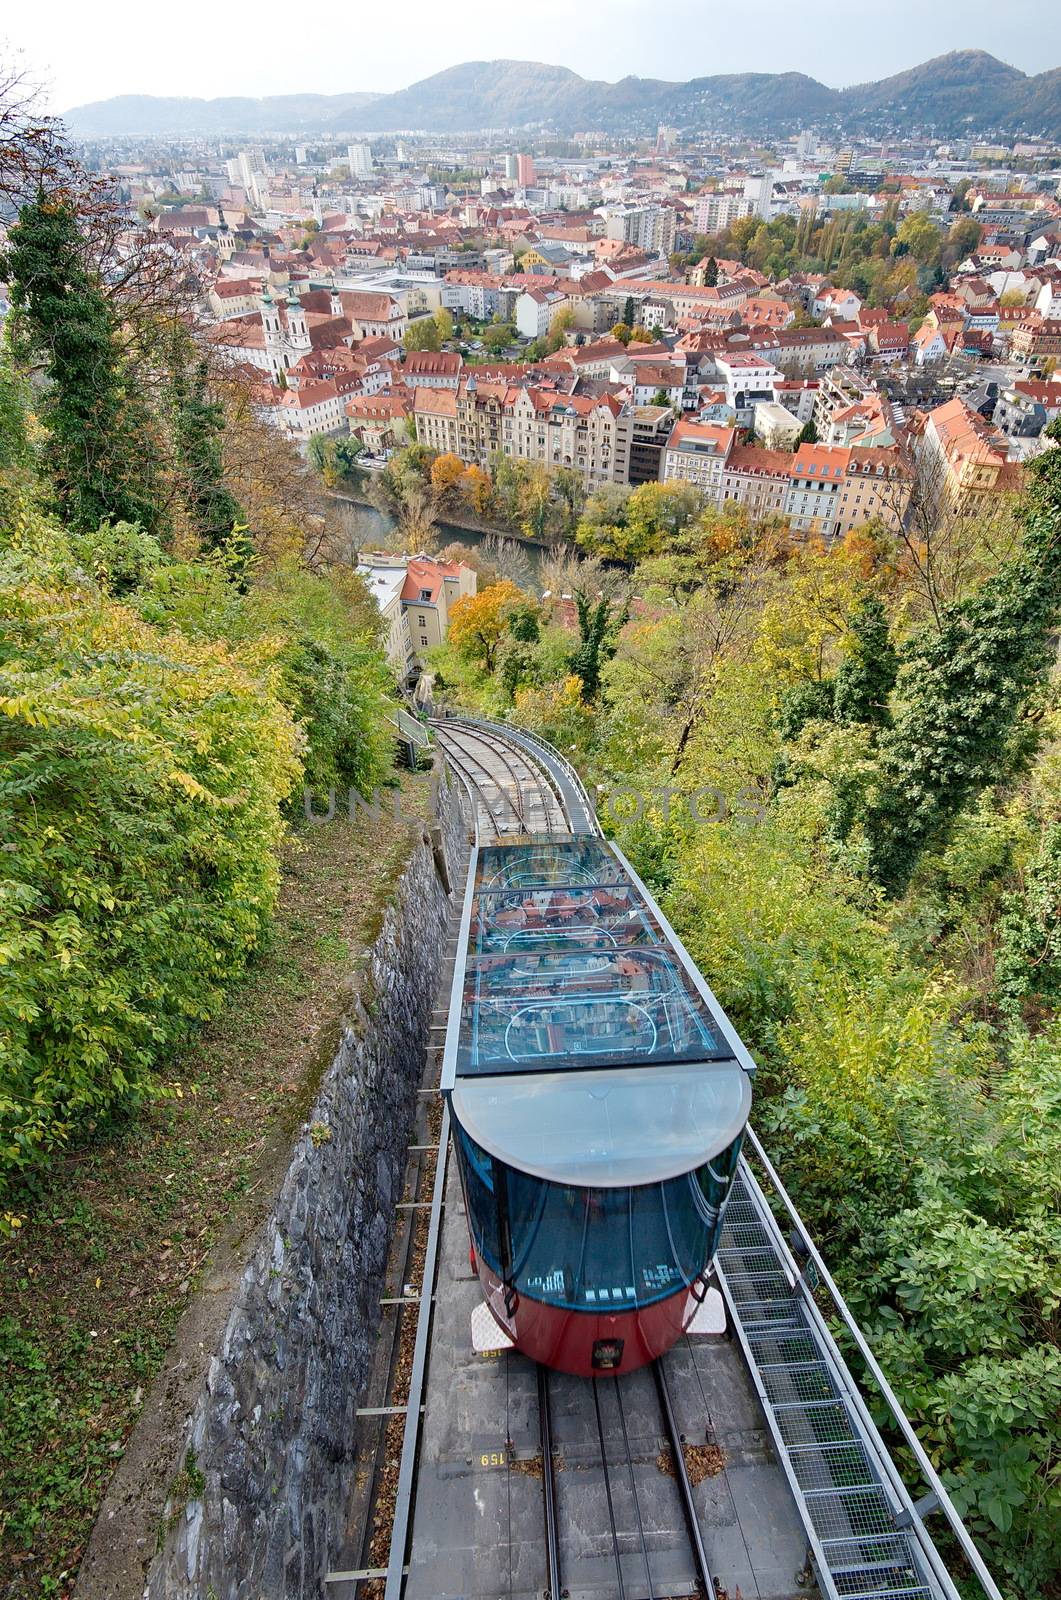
[327,486,554,550]
[328,492,556,589]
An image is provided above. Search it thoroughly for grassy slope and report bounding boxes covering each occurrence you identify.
[0,772,431,1598]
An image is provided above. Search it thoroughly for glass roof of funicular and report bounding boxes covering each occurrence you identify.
[450,839,735,1080]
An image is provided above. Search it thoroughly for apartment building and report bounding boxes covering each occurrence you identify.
[401,350,463,389]
[661,418,736,496]
[278,370,366,440]
[720,445,792,519]
[413,381,633,488]
[441,270,504,320]
[629,406,675,484]
[515,287,568,340]
[714,352,781,425]
[663,424,910,538]
[345,392,411,454]
[602,204,677,258]
[786,443,910,538]
[772,327,851,375]
[909,397,1023,511]
[693,192,757,233]
[813,366,880,437]
[1011,315,1061,362]
[785,444,853,539]
[357,554,477,682]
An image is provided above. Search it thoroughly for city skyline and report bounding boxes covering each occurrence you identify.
[7,0,1059,117]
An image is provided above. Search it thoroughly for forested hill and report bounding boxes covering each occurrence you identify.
[64,50,1061,138]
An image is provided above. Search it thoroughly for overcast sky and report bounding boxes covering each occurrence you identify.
[6,0,1058,113]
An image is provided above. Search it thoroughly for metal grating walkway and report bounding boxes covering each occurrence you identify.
[717,1165,963,1600]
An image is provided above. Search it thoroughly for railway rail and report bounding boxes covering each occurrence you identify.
[327,716,1004,1600]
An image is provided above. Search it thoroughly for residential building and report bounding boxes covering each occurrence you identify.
[714,353,781,425]
[772,327,850,375]
[339,290,408,340]
[207,277,262,318]
[629,363,685,407]
[1034,280,1061,320]
[413,380,634,488]
[785,443,851,538]
[693,192,757,233]
[515,287,567,340]
[995,378,1061,436]
[753,401,802,450]
[910,397,1022,511]
[357,554,477,681]
[346,392,412,454]
[720,445,791,519]
[774,378,819,423]
[1011,315,1061,363]
[629,406,674,484]
[911,323,949,365]
[661,418,736,495]
[602,204,676,258]
[837,447,911,535]
[278,370,365,439]
[814,366,880,438]
[401,350,463,389]
[813,287,863,321]
[442,270,504,320]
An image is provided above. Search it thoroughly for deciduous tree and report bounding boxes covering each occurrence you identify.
[403,317,442,353]
[448,579,524,670]
[429,451,465,498]
[862,428,1061,893]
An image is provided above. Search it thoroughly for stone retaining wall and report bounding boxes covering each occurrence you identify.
[142,763,466,1598]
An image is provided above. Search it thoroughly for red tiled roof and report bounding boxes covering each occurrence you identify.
[403,350,462,375]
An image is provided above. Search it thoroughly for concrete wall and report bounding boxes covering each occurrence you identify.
[143,765,466,1598]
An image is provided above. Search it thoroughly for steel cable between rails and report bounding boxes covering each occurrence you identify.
[437,722,562,834]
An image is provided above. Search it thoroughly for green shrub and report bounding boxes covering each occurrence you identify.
[136,556,395,807]
[0,508,300,1186]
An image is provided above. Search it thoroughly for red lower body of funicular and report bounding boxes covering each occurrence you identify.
[473,1257,698,1378]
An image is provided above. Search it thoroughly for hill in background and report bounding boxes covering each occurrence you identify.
[63,51,1061,138]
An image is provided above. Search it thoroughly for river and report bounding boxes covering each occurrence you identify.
[331,497,549,592]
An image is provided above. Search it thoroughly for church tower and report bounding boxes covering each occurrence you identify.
[261,290,286,379]
[286,291,311,355]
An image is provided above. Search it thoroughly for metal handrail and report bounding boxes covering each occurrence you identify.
[742,1125,1005,1600]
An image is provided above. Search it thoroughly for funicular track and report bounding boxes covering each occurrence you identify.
[327,718,1003,1600]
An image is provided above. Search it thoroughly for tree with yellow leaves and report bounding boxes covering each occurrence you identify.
[429,451,465,499]
[448,579,524,670]
[460,463,493,515]
[757,542,867,685]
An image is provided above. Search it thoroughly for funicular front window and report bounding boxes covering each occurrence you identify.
[455,1125,744,1311]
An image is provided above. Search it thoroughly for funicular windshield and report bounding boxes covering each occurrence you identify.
[456,1122,743,1311]
[455,841,732,1077]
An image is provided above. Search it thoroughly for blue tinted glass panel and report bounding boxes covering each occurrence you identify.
[453,1128,745,1311]
[476,840,629,892]
[457,841,730,1076]
[455,1125,502,1276]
